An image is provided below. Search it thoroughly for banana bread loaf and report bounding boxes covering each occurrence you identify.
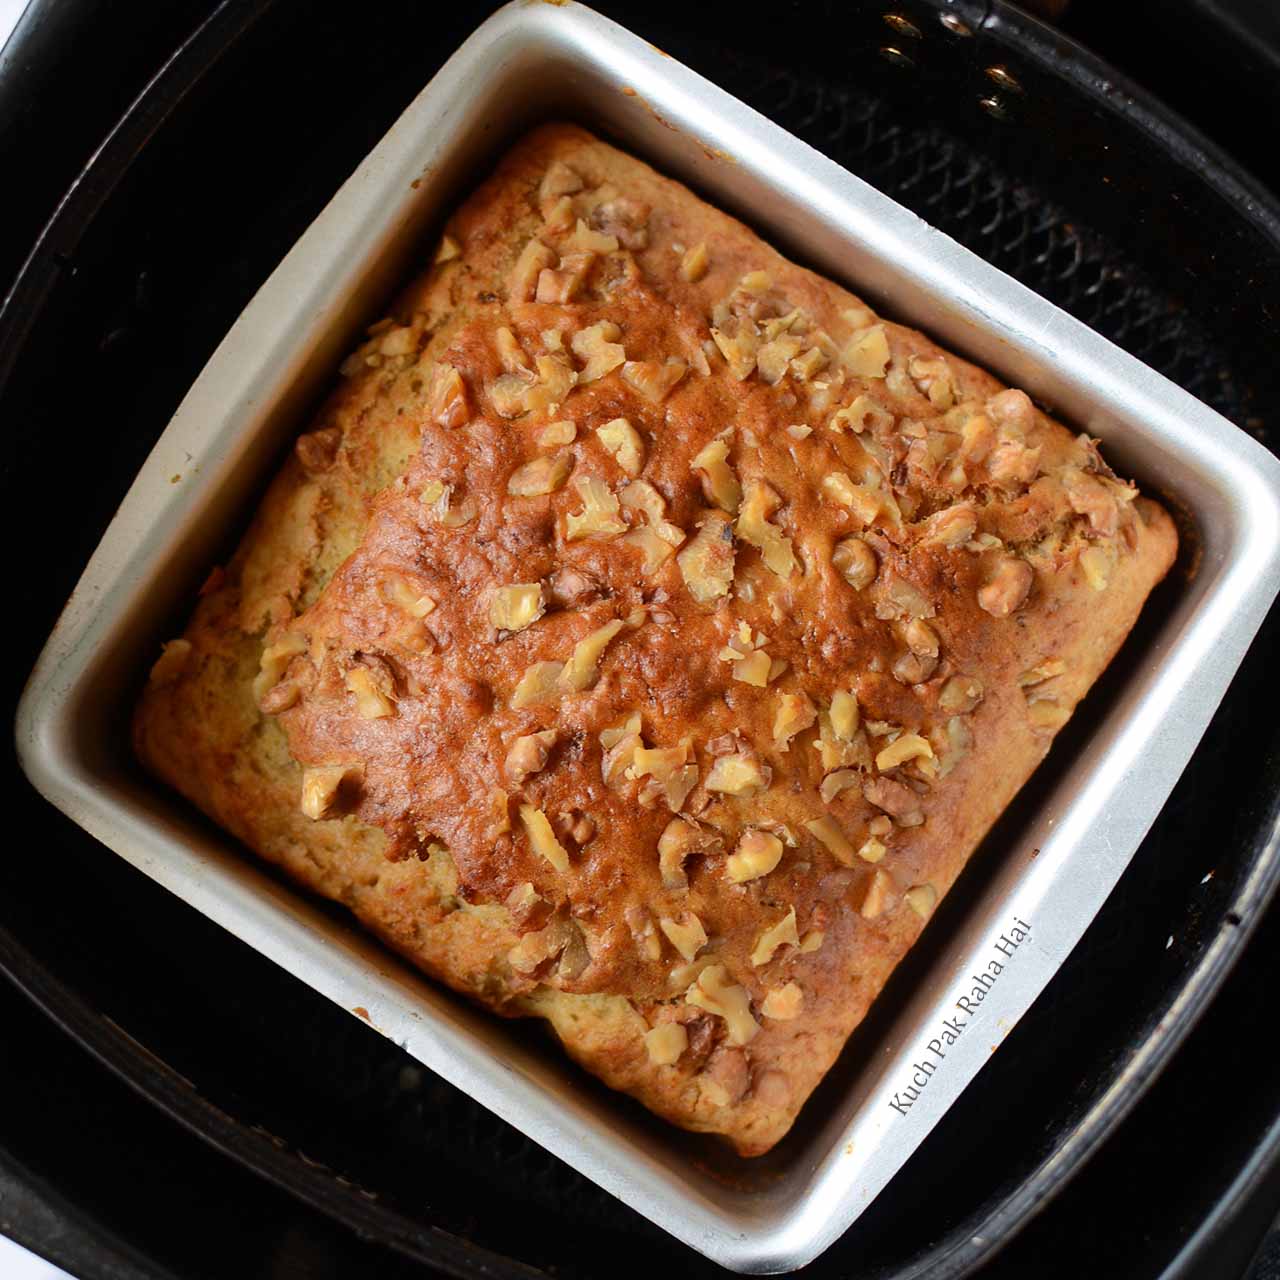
[134,123,1177,1155]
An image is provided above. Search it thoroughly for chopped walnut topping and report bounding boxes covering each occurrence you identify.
[621,357,687,403]
[1019,658,1066,687]
[939,674,984,714]
[978,557,1034,616]
[149,638,193,687]
[719,621,775,686]
[987,387,1036,437]
[709,324,759,381]
[435,234,461,264]
[860,868,896,919]
[253,631,307,705]
[961,412,996,465]
[657,817,719,888]
[907,354,955,409]
[507,451,574,498]
[921,503,977,548]
[519,804,570,873]
[1080,545,1112,591]
[419,480,478,527]
[601,712,643,784]
[857,835,887,864]
[559,611,643,693]
[495,326,531,374]
[751,907,799,967]
[489,373,533,419]
[382,576,437,620]
[590,197,650,250]
[677,512,736,602]
[300,763,363,821]
[628,740,698,812]
[737,480,796,579]
[843,324,891,378]
[819,769,860,804]
[804,816,856,867]
[864,776,924,826]
[790,347,827,382]
[540,160,583,202]
[832,394,894,435]
[1027,697,1071,733]
[428,364,469,428]
[345,666,395,719]
[537,419,577,447]
[832,536,878,591]
[536,250,595,303]
[645,1023,688,1066]
[773,691,817,750]
[707,754,770,798]
[691,438,742,514]
[543,195,575,233]
[762,983,803,1020]
[565,474,628,540]
[510,239,557,302]
[596,417,645,476]
[568,218,619,254]
[875,733,933,771]
[799,929,824,954]
[511,660,564,709]
[822,472,890,528]
[685,964,759,1045]
[726,829,784,883]
[505,729,557,784]
[680,241,709,282]
[905,883,938,919]
[830,690,860,740]
[570,320,626,382]
[757,333,804,385]
[508,913,587,977]
[295,426,342,475]
[659,913,708,963]
[786,423,813,440]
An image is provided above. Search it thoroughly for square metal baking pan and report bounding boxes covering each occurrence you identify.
[15,1,1280,1272]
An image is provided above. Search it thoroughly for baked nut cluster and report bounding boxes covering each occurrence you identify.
[137,125,1176,1154]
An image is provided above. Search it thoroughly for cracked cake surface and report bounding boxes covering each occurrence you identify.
[134,123,1177,1155]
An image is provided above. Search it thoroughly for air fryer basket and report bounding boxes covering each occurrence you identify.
[3,1,1279,1278]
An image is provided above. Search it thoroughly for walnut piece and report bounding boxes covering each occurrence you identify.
[875,733,933,771]
[596,417,645,477]
[621,358,687,403]
[685,964,759,1045]
[300,763,363,821]
[507,452,573,497]
[559,611,643,692]
[736,480,796,579]
[565,474,628,540]
[537,420,577,447]
[519,804,570,873]
[832,536,878,591]
[434,234,461,264]
[659,914,708,963]
[540,160,582,202]
[860,868,896,919]
[706,754,769,798]
[691,438,742,514]
[978,557,1034,616]
[761,983,803,1020]
[645,1023,688,1066]
[657,817,718,889]
[680,242,709,282]
[843,324,891,378]
[804,816,856,867]
[345,666,395,719]
[510,239,557,302]
[725,829,783,883]
[773,691,817,750]
[751,907,799,967]
[511,660,565,709]
[1080,545,1112,592]
[505,729,557,784]
[905,883,938,919]
[428,364,469,428]
[382,576,437,620]
[570,320,625,382]
[677,512,736,602]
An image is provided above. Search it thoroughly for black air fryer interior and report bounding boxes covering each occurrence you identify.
[3,2,1280,1278]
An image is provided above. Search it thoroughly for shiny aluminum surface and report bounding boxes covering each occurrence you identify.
[15,2,1280,1271]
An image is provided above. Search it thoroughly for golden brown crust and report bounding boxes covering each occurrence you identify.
[134,123,1177,1155]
